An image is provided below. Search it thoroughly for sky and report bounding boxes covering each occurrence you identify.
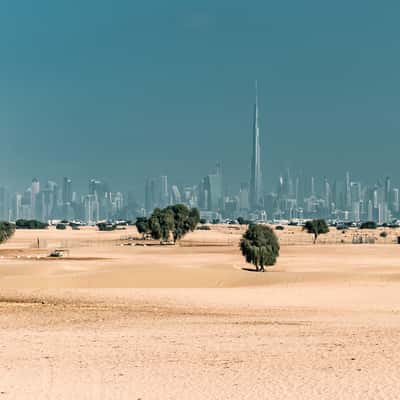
[0,0,399,196]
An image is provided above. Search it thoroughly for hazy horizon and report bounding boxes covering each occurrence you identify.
[1,1,400,195]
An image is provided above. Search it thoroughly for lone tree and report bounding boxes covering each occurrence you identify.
[0,222,15,244]
[240,225,280,272]
[303,219,329,244]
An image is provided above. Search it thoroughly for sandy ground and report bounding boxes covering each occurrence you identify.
[1,227,400,399]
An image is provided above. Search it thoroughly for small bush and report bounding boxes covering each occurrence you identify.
[97,223,116,231]
[380,231,388,238]
[56,223,66,230]
[360,221,377,229]
[275,225,284,231]
[197,225,211,230]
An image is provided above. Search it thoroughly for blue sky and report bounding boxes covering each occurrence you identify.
[0,0,399,194]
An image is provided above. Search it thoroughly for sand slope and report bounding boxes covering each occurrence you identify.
[1,228,400,399]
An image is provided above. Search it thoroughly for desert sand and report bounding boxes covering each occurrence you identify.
[1,226,400,399]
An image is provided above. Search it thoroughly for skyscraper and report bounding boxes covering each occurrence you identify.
[62,177,72,204]
[249,81,262,210]
[31,178,40,219]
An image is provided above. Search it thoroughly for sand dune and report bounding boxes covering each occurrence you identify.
[1,227,400,399]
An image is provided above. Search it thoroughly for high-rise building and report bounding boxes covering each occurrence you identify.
[31,178,40,219]
[145,177,157,215]
[239,183,249,211]
[392,188,399,213]
[385,176,391,205]
[159,176,169,208]
[199,163,223,212]
[171,185,181,204]
[345,172,351,210]
[249,81,262,210]
[62,177,73,204]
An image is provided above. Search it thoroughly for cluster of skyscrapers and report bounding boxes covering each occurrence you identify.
[0,178,125,225]
[0,83,398,225]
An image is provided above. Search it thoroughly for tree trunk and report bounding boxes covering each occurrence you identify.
[313,233,317,244]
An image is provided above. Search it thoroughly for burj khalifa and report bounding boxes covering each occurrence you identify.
[249,81,263,210]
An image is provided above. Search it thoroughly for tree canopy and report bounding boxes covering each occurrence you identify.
[0,221,16,244]
[15,219,48,229]
[303,219,329,243]
[135,217,149,238]
[240,224,280,272]
[360,221,377,229]
[148,204,200,243]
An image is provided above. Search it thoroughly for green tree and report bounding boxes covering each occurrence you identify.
[147,205,200,243]
[96,223,116,231]
[240,225,280,272]
[303,219,329,244]
[135,217,149,239]
[16,219,48,229]
[0,221,16,244]
[188,207,200,231]
[148,209,162,240]
[159,208,175,242]
[167,204,200,243]
[360,221,377,229]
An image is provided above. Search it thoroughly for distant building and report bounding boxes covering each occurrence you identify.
[249,81,263,210]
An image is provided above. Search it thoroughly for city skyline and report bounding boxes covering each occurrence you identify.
[1,2,400,192]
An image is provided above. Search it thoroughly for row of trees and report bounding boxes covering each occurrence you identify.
[15,219,48,229]
[136,204,200,243]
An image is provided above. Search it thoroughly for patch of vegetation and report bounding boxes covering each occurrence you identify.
[97,223,117,231]
[148,204,200,243]
[380,231,388,238]
[197,225,211,230]
[360,221,377,229]
[135,217,149,239]
[15,219,48,229]
[303,219,329,244]
[275,225,284,230]
[237,217,251,225]
[240,224,280,272]
[0,221,16,244]
[56,223,67,230]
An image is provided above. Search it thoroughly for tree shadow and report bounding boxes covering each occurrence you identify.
[241,267,260,272]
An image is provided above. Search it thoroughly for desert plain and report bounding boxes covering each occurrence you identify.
[1,225,400,399]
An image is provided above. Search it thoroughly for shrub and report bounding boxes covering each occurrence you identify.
[97,223,116,231]
[240,225,280,272]
[275,225,284,231]
[380,231,388,238]
[360,221,377,229]
[16,219,48,229]
[197,225,211,230]
[56,223,66,230]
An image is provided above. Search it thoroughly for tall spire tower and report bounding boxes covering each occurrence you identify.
[250,80,262,210]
